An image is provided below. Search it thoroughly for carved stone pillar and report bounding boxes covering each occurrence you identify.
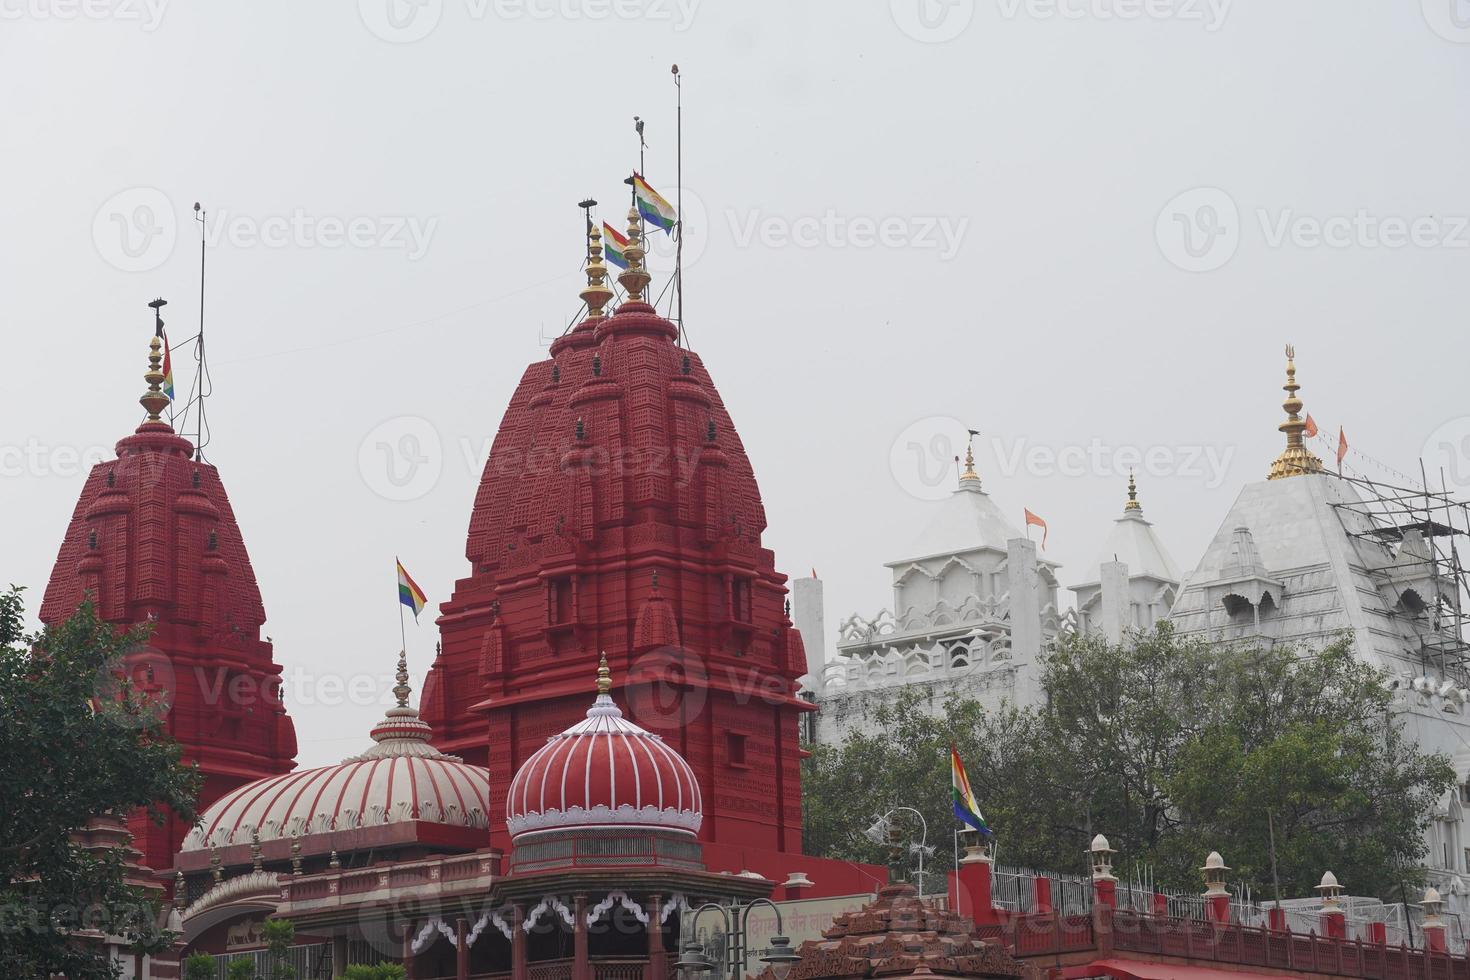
[574,894,590,980]
[512,904,528,980]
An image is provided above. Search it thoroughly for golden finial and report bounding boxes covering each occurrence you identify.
[596,651,612,696]
[209,847,223,883]
[393,650,411,708]
[1124,470,1141,511]
[959,431,981,486]
[1268,343,1324,480]
[173,871,187,909]
[139,335,169,424]
[617,207,651,304]
[580,202,614,321]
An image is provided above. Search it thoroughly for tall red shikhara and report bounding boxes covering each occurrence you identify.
[41,333,296,874]
[423,234,809,854]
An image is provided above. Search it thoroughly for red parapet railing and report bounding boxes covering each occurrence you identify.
[993,908,1470,979]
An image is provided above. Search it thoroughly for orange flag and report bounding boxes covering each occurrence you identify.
[1337,427,1349,470]
[1024,508,1048,550]
[1304,413,1318,438]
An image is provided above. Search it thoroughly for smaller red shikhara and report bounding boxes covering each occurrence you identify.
[41,332,297,875]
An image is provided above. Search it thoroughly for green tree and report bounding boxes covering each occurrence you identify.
[802,624,1454,899]
[262,918,297,980]
[343,964,407,980]
[184,952,219,980]
[0,587,201,980]
[226,957,256,980]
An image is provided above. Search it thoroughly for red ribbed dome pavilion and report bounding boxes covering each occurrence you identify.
[506,654,702,841]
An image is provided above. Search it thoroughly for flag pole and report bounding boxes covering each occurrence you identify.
[673,63,683,340]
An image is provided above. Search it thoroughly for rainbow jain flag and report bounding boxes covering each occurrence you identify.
[396,559,427,621]
[603,221,630,269]
[951,745,992,837]
[633,174,677,234]
[161,331,175,402]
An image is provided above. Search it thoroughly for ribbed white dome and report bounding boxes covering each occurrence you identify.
[182,655,491,851]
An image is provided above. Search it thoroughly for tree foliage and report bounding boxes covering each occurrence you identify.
[803,624,1454,899]
[343,964,408,980]
[0,587,201,979]
[184,952,219,980]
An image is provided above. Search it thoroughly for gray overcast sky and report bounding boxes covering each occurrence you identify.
[4,0,1468,767]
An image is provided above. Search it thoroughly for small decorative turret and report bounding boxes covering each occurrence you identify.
[1124,470,1141,512]
[1089,833,1117,883]
[617,207,651,304]
[250,830,263,873]
[1268,344,1324,480]
[1201,851,1229,897]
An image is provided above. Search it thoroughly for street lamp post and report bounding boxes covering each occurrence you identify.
[865,806,931,894]
[675,898,801,980]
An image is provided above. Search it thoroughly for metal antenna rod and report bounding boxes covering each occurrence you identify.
[673,63,684,339]
[193,203,209,460]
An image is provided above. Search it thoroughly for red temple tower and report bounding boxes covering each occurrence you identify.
[41,318,297,873]
[424,211,810,855]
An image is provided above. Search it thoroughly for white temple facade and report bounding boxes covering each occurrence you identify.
[805,448,1069,747]
[1167,347,1470,914]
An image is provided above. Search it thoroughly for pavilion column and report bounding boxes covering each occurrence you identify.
[645,894,666,980]
[456,916,469,980]
[332,935,348,976]
[402,922,416,979]
[511,904,529,980]
[573,894,590,980]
